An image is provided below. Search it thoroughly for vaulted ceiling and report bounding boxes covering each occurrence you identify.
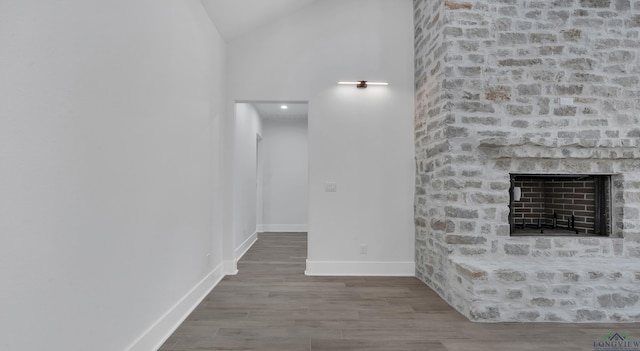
[201,0,317,41]
[203,1,314,120]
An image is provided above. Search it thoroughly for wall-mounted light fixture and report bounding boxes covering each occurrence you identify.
[338,81,389,89]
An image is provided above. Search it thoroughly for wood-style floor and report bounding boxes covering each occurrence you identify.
[159,233,630,351]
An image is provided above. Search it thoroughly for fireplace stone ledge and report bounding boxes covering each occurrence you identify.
[448,255,640,323]
[478,139,640,159]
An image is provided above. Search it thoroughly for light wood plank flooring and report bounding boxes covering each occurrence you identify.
[159,233,632,351]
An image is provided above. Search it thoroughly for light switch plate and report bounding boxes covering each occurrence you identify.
[324,182,337,192]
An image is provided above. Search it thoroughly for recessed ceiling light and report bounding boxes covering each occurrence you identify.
[280,105,288,109]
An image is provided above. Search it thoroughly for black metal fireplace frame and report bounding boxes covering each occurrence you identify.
[509,174,611,237]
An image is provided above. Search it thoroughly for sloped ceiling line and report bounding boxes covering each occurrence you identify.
[201,0,317,41]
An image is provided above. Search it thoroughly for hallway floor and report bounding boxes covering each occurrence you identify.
[159,233,630,351]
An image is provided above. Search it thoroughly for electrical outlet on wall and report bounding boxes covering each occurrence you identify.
[360,244,368,255]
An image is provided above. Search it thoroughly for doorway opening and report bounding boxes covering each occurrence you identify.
[241,101,309,234]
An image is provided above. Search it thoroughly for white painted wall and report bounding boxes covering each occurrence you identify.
[0,1,226,350]
[233,103,262,258]
[256,135,264,230]
[227,0,415,275]
[260,118,309,232]
[308,87,415,275]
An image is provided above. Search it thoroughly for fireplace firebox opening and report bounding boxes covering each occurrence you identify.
[509,174,611,237]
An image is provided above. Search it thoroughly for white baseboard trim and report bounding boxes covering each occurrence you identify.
[305,260,415,276]
[126,263,225,351]
[235,231,258,261]
[224,232,258,276]
[223,260,238,275]
[259,224,308,232]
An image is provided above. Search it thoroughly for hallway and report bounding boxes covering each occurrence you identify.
[159,233,623,351]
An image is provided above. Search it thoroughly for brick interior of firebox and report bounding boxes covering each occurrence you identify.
[512,176,599,235]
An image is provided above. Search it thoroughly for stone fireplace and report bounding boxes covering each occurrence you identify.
[414,0,640,322]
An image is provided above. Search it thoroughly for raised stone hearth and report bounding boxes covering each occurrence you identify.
[452,256,640,322]
[414,0,640,322]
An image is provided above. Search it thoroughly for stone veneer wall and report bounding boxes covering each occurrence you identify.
[414,0,449,298]
[414,0,640,322]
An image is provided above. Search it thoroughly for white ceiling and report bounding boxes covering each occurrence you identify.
[201,0,317,41]
[251,102,308,120]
